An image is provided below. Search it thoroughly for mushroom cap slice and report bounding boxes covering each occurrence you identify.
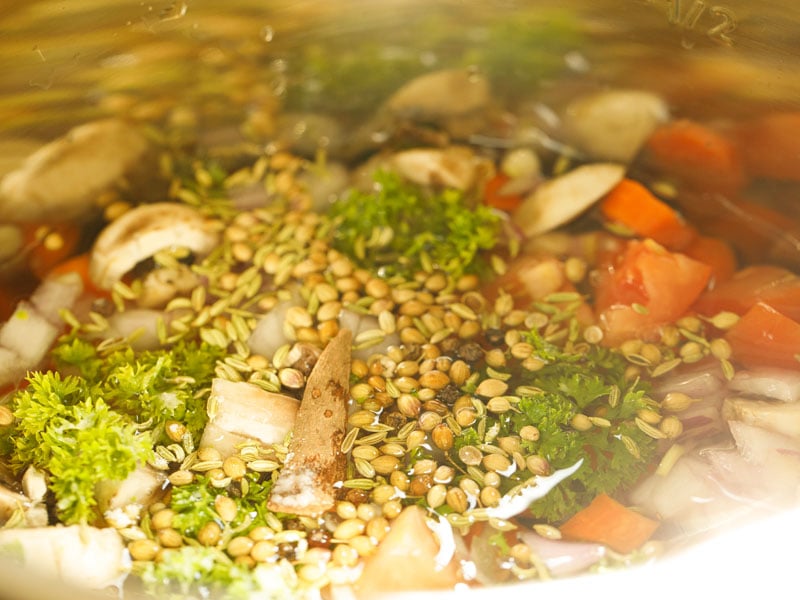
[0,119,149,223]
[513,163,626,238]
[89,202,220,290]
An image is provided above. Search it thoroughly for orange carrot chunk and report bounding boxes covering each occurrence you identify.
[46,253,108,299]
[483,173,524,212]
[600,178,696,249]
[559,493,660,554]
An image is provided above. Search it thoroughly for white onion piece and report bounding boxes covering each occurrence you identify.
[516,531,606,577]
[677,398,724,440]
[0,302,59,366]
[31,272,84,324]
[630,456,720,521]
[248,300,296,358]
[728,420,800,478]
[0,347,26,388]
[562,90,669,163]
[199,379,299,457]
[513,163,625,237]
[340,308,400,361]
[106,309,168,351]
[728,369,800,403]
[652,365,725,400]
[722,396,800,439]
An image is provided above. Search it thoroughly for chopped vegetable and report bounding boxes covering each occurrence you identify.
[483,173,524,212]
[355,506,461,596]
[594,239,712,344]
[733,111,800,181]
[725,302,800,371]
[599,178,695,249]
[645,119,747,194]
[329,171,500,280]
[513,163,626,238]
[681,235,738,285]
[558,493,659,554]
[693,265,800,322]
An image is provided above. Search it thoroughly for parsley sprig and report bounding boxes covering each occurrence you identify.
[329,171,501,280]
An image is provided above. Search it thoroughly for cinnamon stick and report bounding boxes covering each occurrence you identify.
[267,328,352,516]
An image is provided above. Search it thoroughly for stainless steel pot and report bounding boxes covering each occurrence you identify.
[0,1,798,598]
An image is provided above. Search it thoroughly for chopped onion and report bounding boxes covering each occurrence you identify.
[517,531,606,577]
[728,368,800,403]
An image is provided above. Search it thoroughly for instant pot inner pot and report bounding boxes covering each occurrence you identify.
[0,1,798,599]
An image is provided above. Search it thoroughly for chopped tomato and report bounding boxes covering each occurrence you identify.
[595,239,712,345]
[733,112,800,181]
[483,254,595,325]
[693,265,800,322]
[726,302,800,371]
[681,235,738,286]
[644,119,748,195]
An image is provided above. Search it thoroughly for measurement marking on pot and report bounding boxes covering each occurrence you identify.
[655,0,738,45]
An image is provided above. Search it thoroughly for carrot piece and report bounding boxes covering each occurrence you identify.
[599,178,696,249]
[23,223,82,280]
[645,119,747,195]
[725,302,800,371]
[559,493,660,554]
[483,173,523,212]
[681,235,738,286]
[45,253,108,298]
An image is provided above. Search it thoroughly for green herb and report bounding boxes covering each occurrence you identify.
[329,171,500,279]
[138,546,255,600]
[506,335,656,522]
[9,371,152,524]
[170,474,273,538]
[53,336,223,445]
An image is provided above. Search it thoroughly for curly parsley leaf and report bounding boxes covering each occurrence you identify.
[329,171,500,280]
[505,338,657,522]
[54,337,222,445]
[10,372,152,524]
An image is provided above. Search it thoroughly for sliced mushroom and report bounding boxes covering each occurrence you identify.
[199,378,300,457]
[89,202,220,290]
[0,119,149,223]
[386,68,490,121]
[562,90,669,163]
[513,163,626,238]
[388,146,493,191]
